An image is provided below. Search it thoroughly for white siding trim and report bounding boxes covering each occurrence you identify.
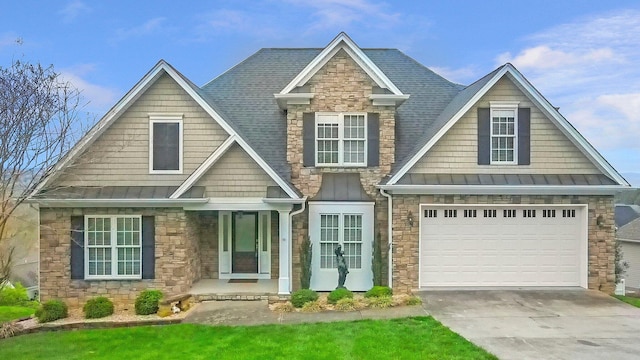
[387,64,629,187]
[170,135,236,198]
[279,32,404,96]
[379,184,623,195]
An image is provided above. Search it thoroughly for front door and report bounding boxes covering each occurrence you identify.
[232,212,258,273]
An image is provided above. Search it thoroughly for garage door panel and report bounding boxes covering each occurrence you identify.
[420,205,584,287]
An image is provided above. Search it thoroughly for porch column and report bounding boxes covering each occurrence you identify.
[278,210,291,295]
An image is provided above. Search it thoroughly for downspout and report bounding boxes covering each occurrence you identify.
[289,198,307,292]
[379,189,393,289]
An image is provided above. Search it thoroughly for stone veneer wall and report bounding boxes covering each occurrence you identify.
[40,207,199,310]
[391,194,616,294]
[287,49,394,290]
[195,211,218,279]
[271,211,280,279]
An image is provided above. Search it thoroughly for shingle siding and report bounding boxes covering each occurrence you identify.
[409,76,601,175]
[52,73,229,188]
[194,143,277,197]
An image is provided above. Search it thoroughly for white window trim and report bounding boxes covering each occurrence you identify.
[84,215,143,280]
[489,102,519,165]
[149,114,184,174]
[315,112,367,167]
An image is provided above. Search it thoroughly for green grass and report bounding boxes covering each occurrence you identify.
[0,306,35,323]
[614,295,640,308]
[0,317,496,359]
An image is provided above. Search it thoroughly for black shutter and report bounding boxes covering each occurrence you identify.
[477,108,491,165]
[142,216,155,279]
[367,113,380,166]
[302,112,315,167]
[518,108,531,165]
[70,216,84,280]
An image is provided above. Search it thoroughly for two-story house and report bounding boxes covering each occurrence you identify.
[30,33,629,309]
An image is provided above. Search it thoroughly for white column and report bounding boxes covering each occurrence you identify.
[278,210,291,295]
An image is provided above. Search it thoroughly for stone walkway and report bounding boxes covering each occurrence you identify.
[183,300,427,326]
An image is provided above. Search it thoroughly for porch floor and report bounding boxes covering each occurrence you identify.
[190,279,279,298]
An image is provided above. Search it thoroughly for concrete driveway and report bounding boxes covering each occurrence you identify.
[418,289,640,360]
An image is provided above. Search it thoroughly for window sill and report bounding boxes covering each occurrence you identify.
[83,276,143,281]
[149,170,183,175]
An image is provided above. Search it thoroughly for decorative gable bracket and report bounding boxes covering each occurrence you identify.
[274,93,314,109]
[369,94,410,106]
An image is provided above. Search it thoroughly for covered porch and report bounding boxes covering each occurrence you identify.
[184,197,304,295]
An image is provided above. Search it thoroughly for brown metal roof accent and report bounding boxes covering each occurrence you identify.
[36,186,206,199]
[396,173,617,186]
[310,173,373,202]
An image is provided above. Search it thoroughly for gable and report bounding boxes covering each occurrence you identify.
[307,48,378,111]
[51,73,229,188]
[193,142,278,197]
[407,75,601,176]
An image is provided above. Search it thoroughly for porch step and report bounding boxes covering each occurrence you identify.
[193,294,289,303]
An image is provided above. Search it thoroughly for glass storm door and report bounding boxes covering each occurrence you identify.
[232,212,258,273]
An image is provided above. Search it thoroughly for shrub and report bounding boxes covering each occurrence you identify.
[135,290,163,315]
[327,288,353,304]
[367,295,393,309]
[301,300,323,312]
[290,289,318,308]
[0,283,30,306]
[272,302,294,313]
[365,286,393,298]
[35,299,68,323]
[405,296,422,306]
[83,297,114,319]
[335,298,356,311]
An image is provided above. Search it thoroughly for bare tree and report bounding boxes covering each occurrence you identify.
[0,59,82,288]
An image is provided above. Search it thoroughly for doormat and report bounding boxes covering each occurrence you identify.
[228,279,258,283]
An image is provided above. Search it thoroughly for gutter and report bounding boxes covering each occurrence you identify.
[378,184,627,196]
[379,189,393,289]
[26,198,209,208]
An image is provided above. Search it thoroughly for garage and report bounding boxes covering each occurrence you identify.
[420,204,587,288]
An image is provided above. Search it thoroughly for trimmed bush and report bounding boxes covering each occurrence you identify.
[327,288,353,304]
[365,286,393,298]
[35,299,68,323]
[290,289,318,308]
[83,297,114,319]
[0,283,30,306]
[135,290,163,315]
[405,296,422,306]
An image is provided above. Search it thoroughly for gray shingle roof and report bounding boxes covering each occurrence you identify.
[310,173,373,202]
[616,205,640,228]
[199,48,464,186]
[36,186,205,199]
[618,217,640,241]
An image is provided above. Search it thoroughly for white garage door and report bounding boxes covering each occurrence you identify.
[420,205,586,288]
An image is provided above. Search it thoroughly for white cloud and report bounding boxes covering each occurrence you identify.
[497,46,617,71]
[60,64,119,112]
[285,0,400,32]
[112,17,166,43]
[59,0,91,23]
[493,10,640,172]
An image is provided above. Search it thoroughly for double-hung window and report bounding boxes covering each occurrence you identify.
[490,103,518,164]
[316,113,366,166]
[85,215,142,279]
[149,114,183,174]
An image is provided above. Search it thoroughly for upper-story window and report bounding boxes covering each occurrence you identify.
[489,102,519,164]
[316,113,367,166]
[149,114,183,174]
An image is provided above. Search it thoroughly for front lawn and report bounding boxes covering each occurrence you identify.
[0,317,496,359]
[0,306,35,323]
[614,295,640,308]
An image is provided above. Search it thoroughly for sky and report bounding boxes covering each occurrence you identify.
[2,0,640,183]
